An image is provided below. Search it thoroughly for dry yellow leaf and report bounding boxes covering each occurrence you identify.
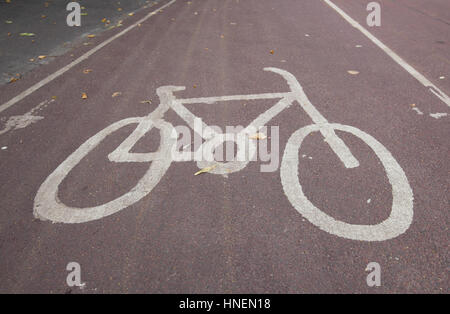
[270,50,274,55]
[140,100,152,104]
[101,18,106,23]
[194,164,217,176]
[38,55,46,59]
[347,70,359,75]
[249,133,267,140]
[81,92,88,99]
[87,34,95,38]
[112,92,122,97]
[128,13,134,16]
[83,69,92,74]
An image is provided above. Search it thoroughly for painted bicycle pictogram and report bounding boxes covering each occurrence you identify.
[34,68,413,241]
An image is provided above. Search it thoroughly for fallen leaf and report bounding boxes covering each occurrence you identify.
[270,50,274,55]
[52,96,57,99]
[249,133,267,140]
[5,20,12,24]
[20,33,35,37]
[194,164,217,176]
[347,70,359,75]
[9,77,19,83]
[193,85,197,88]
[7,32,11,36]
[101,18,106,23]
[38,55,46,59]
[29,58,35,62]
[140,100,152,104]
[81,13,88,16]
[41,15,46,19]
[81,92,88,99]
[112,92,122,97]
[87,34,95,38]
[117,8,122,11]
[128,13,134,16]
[83,69,92,74]
[410,103,416,107]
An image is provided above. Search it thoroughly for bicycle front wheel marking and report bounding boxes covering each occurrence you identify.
[280,123,414,241]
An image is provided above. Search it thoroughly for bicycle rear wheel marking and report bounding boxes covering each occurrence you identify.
[281,123,414,241]
[33,118,174,223]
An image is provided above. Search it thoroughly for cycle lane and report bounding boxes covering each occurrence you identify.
[0,0,448,293]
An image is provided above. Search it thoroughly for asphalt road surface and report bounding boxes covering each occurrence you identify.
[0,0,448,293]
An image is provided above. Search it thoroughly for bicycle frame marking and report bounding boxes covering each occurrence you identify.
[33,68,414,242]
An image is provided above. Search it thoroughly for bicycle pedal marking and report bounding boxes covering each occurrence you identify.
[33,68,414,241]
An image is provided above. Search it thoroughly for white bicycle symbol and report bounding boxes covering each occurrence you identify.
[34,68,413,241]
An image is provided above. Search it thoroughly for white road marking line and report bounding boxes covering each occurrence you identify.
[0,99,54,136]
[323,0,450,107]
[0,0,177,114]
[429,112,447,119]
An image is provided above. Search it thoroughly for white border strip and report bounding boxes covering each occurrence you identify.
[0,0,177,114]
[323,0,450,107]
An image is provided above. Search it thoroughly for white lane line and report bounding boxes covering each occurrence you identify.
[0,0,177,114]
[323,0,450,107]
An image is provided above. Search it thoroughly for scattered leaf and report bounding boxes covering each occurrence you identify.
[101,18,107,23]
[7,32,11,36]
[193,84,197,88]
[270,50,274,55]
[41,15,46,19]
[194,164,217,176]
[81,92,88,99]
[52,96,57,99]
[112,92,122,97]
[347,70,359,75]
[5,20,12,24]
[81,13,88,16]
[20,33,35,37]
[83,69,92,74]
[140,100,152,104]
[38,55,46,59]
[249,133,267,140]
[87,34,95,38]
[117,8,122,11]
[128,13,134,16]
[410,103,416,107]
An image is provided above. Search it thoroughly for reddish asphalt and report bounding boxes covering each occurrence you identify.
[0,0,448,293]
